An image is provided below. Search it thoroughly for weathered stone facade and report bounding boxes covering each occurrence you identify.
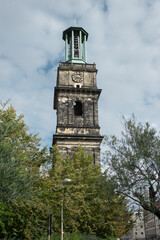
[53,61,103,164]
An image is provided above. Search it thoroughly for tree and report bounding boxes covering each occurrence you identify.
[96,173,133,238]
[0,102,133,239]
[103,115,160,219]
[40,145,133,239]
[39,145,102,235]
[0,199,48,239]
[0,103,49,239]
[0,102,48,202]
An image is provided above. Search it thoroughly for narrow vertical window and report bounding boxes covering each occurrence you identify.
[68,35,72,59]
[74,32,79,57]
[74,101,82,116]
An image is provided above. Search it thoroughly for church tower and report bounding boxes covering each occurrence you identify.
[53,26,103,164]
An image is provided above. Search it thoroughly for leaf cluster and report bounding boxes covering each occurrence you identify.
[0,103,49,239]
[0,103,48,202]
[40,146,133,239]
[0,103,133,239]
[103,114,160,219]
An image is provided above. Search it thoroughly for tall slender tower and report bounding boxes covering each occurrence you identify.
[53,26,103,164]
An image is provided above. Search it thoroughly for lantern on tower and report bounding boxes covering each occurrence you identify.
[62,26,88,63]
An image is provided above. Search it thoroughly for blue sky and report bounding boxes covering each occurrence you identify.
[1,0,160,150]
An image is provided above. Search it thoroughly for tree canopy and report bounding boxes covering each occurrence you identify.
[40,145,133,239]
[0,103,133,239]
[0,102,48,203]
[103,115,160,219]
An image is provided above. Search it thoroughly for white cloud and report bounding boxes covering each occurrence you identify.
[0,0,160,150]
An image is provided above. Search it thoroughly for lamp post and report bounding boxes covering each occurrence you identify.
[61,178,71,240]
[48,213,52,240]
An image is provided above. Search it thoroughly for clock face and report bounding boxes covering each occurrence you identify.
[71,72,84,83]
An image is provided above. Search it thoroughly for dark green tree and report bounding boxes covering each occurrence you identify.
[103,115,160,219]
[40,145,133,239]
[0,102,133,239]
[0,103,48,202]
[0,103,49,239]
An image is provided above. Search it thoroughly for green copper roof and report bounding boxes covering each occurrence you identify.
[62,26,89,41]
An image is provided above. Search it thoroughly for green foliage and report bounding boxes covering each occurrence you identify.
[40,232,107,240]
[41,145,133,239]
[103,114,160,219]
[0,103,49,239]
[0,200,48,239]
[0,103,133,239]
[0,195,50,239]
[0,103,48,203]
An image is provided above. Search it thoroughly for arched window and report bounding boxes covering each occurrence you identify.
[74,100,82,116]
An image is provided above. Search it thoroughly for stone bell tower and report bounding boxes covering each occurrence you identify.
[53,26,103,164]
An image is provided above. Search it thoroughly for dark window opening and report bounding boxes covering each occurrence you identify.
[74,101,82,116]
[76,85,80,88]
[74,32,79,58]
[68,36,72,59]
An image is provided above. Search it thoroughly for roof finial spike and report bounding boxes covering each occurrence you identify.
[74,19,77,26]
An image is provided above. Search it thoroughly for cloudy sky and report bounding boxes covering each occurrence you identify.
[1,0,160,150]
